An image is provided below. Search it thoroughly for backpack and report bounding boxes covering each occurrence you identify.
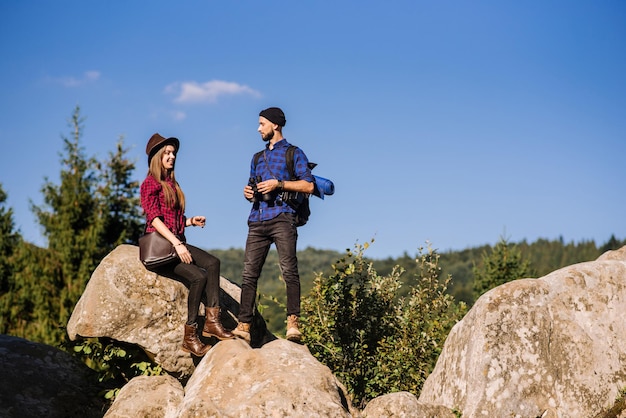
[253,145,314,227]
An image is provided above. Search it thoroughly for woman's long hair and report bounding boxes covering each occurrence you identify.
[148,146,186,211]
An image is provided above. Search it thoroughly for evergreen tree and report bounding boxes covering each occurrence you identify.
[0,185,62,343]
[600,234,625,253]
[472,237,532,299]
[31,106,105,327]
[3,108,143,346]
[0,184,21,293]
[97,137,143,249]
[1,241,61,344]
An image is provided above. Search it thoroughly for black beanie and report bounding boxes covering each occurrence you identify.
[259,107,286,127]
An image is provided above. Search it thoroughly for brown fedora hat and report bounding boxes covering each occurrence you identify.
[146,133,180,162]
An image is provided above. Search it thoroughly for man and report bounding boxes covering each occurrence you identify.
[233,107,314,344]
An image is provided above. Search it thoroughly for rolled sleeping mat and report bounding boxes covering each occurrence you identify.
[312,175,334,199]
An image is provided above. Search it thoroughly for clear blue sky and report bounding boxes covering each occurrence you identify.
[1,1,624,259]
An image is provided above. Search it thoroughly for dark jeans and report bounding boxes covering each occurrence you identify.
[151,244,220,325]
[239,213,300,323]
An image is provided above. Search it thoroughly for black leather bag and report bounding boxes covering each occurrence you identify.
[138,231,178,268]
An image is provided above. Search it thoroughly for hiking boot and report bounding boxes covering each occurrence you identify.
[182,323,211,357]
[232,322,251,344]
[286,315,302,343]
[202,307,235,340]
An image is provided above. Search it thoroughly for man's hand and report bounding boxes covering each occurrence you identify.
[256,179,281,194]
[244,185,255,200]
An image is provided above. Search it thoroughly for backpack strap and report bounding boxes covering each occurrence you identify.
[286,145,296,180]
[253,150,264,171]
[286,145,316,180]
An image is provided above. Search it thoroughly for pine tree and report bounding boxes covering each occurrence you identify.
[0,185,62,343]
[1,107,144,346]
[31,106,105,327]
[97,137,143,250]
[1,241,61,344]
[0,184,21,293]
[472,237,532,299]
[600,234,625,253]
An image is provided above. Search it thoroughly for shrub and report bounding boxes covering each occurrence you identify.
[301,241,466,408]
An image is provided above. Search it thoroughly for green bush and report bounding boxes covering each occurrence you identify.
[301,241,466,408]
[64,336,165,401]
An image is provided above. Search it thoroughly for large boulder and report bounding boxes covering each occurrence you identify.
[103,374,183,418]
[419,246,626,417]
[0,334,105,418]
[104,338,355,418]
[67,244,274,375]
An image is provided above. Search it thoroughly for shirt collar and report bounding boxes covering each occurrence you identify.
[266,138,289,150]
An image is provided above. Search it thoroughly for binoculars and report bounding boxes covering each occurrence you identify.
[248,176,276,203]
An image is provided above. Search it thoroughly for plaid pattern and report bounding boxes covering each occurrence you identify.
[248,139,314,223]
[140,175,186,239]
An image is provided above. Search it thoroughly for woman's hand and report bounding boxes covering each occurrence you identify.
[150,217,192,263]
[175,242,193,264]
[188,215,206,228]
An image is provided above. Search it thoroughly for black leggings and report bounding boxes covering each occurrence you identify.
[152,244,221,325]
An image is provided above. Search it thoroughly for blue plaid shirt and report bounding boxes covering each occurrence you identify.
[247,139,314,222]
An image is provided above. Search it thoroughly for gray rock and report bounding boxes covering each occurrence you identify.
[67,244,274,376]
[362,391,457,418]
[0,334,105,418]
[419,246,626,417]
[179,338,354,418]
[103,374,183,418]
[104,338,355,418]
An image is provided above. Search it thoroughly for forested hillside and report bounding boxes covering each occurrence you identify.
[209,235,625,333]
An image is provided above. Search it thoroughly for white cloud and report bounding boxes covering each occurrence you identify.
[165,80,261,104]
[171,110,187,121]
[148,109,188,122]
[84,71,100,81]
[51,70,101,87]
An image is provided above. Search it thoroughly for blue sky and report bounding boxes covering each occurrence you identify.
[1,1,624,259]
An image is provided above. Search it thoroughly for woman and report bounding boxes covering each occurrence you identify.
[140,133,234,357]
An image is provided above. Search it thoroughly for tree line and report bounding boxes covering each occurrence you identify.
[212,234,624,335]
[0,107,624,407]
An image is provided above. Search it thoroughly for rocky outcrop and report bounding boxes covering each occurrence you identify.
[66,244,274,376]
[5,244,625,417]
[0,334,105,418]
[419,246,626,417]
[105,338,355,418]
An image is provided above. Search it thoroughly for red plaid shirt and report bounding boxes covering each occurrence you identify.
[140,175,186,240]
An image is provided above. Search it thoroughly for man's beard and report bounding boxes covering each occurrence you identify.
[262,130,274,142]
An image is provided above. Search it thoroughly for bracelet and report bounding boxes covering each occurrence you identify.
[277,180,284,191]
[175,242,184,247]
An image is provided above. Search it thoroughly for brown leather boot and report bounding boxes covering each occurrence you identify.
[182,323,211,356]
[202,307,235,340]
[232,322,251,344]
[286,315,302,343]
